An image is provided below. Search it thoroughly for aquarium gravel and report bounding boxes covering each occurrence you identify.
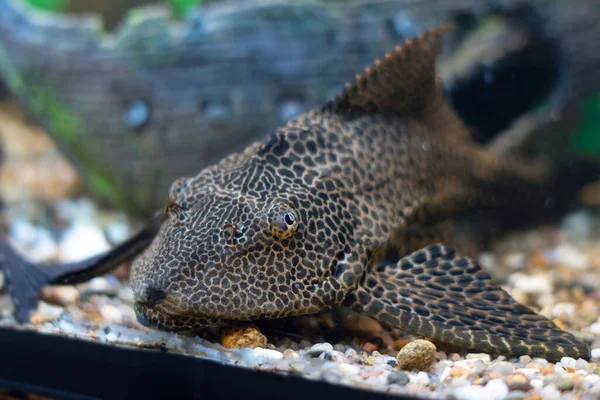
[3,101,600,399]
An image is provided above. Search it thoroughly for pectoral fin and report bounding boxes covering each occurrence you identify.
[346,244,589,362]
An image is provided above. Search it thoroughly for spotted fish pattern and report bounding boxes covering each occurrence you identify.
[130,25,590,361]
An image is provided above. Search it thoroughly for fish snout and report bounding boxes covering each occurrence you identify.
[134,284,166,308]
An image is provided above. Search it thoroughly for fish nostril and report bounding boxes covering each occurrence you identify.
[144,286,166,307]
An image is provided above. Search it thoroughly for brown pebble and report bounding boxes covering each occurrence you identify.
[396,339,436,371]
[221,326,267,349]
[362,341,379,353]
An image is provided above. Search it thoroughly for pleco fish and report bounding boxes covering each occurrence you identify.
[2,25,595,361]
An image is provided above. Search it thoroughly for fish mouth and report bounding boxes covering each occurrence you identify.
[134,302,221,332]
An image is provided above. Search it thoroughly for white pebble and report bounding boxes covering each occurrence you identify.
[517,368,541,379]
[31,301,64,323]
[414,371,430,385]
[591,348,600,360]
[530,378,543,390]
[100,305,123,325]
[505,252,526,270]
[59,223,110,262]
[551,243,589,269]
[116,288,133,305]
[307,342,333,356]
[252,348,283,361]
[508,273,552,295]
[478,252,496,272]
[87,277,112,293]
[55,198,97,223]
[489,361,515,376]
[453,385,485,400]
[105,332,119,342]
[585,374,600,388]
[466,353,491,363]
[439,366,452,383]
[105,221,131,245]
[559,357,577,368]
[484,379,509,400]
[540,384,561,400]
[590,323,600,336]
[9,220,58,263]
[551,303,576,319]
[575,358,592,373]
[338,363,360,376]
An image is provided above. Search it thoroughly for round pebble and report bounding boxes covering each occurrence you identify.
[540,384,561,400]
[59,223,110,262]
[414,371,430,385]
[484,379,509,400]
[387,370,409,386]
[99,305,123,325]
[506,374,532,392]
[489,361,515,377]
[29,301,64,324]
[555,376,575,391]
[41,286,80,306]
[453,385,485,400]
[307,342,334,357]
[396,339,436,371]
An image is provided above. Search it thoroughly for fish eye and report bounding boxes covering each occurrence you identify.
[268,205,298,240]
[283,212,295,226]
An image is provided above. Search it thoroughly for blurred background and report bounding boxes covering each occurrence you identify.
[0,0,599,261]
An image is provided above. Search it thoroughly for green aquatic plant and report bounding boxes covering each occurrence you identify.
[169,0,203,17]
[570,93,600,159]
[25,0,69,12]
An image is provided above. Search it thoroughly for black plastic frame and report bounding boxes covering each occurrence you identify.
[0,327,433,400]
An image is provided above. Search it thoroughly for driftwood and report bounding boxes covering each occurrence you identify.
[0,0,598,215]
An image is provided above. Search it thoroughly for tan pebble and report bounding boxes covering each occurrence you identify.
[554,319,567,330]
[396,339,436,371]
[282,349,298,358]
[530,252,546,267]
[99,305,123,325]
[566,365,576,373]
[221,326,267,349]
[540,365,556,375]
[450,366,469,378]
[506,374,532,392]
[523,396,541,400]
[41,286,80,306]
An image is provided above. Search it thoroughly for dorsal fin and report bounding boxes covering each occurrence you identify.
[332,24,466,135]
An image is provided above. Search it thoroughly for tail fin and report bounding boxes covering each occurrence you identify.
[2,214,163,323]
[0,240,58,323]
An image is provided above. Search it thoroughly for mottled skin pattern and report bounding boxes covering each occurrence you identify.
[131,26,589,361]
